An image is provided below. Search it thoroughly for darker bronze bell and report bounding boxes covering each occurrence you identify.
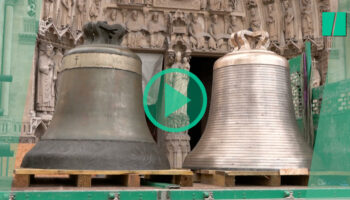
[21,22,170,170]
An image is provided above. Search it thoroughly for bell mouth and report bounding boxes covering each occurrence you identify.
[21,139,170,170]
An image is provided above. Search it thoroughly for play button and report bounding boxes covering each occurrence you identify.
[164,83,191,117]
[143,68,207,132]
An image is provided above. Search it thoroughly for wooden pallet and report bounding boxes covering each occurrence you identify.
[13,168,193,188]
[195,168,309,187]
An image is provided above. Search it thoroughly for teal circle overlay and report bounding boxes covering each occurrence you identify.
[143,68,207,132]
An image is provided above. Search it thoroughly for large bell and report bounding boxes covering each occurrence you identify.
[21,22,170,170]
[184,31,312,170]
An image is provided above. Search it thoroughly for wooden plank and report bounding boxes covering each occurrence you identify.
[121,174,140,187]
[75,175,92,187]
[266,175,281,186]
[172,175,193,187]
[13,174,30,187]
[14,168,193,176]
[224,170,279,176]
[280,168,309,175]
[214,171,235,187]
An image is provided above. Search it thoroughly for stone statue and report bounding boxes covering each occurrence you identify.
[57,0,72,28]
[109,9,118,23]
[89,0,100,22]
[301,0,313,38]
[208,15,224,50]
[266,3,278,42]
[148,12,166,48]
[249,6,261,31]
[283,0,296,41]
[43,0,54,21]
[36,43,56,112]
[75,0,85,31]
[311,60,321,88]
[164,51,190,128]
[125,10,147,48]
[189,14,207,50]
[227,15,243,34]
[227,15,243,49]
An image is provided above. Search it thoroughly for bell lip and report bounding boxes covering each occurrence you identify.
[65,44,141,63]
[213,49,289,70]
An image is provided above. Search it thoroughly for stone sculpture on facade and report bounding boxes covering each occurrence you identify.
[189,14,207,50]
[164,51,191,169]
[266,3,278,42]
[208,15,226,50]
[36,43,56,113]
[57,0,72,28]
[74,0,85,31]
[89,0,100,22]
[126,10,147,48]
[248,3,261,32]
[43,0,54,21]
[148,12,166,48]
[301,0,313,39]
[283,0,296,41]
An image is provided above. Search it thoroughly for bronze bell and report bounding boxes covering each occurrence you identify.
[21,22,170,170]
[183,30,312,170]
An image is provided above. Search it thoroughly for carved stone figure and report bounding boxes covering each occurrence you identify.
[249,6,261,31]
[108,9,118,24]
[209,0,224,11]
[57,0,72,28]
[189,14,207,50]
[36,44,56,112]
[126,10,147,48]
[75,0,85,31]
[301,0,313,38]
[283,0,296,41]
[43,0,54,21]
[148,12,166,48]
[311,59,321,88]
[166,51,190,125]
[208,15,224,50]
[227,15,243,34]
[89,0,100,22]
[227,15,243,49]
[266,3,278,41]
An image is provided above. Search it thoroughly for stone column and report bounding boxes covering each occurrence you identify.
[1,1,15,115]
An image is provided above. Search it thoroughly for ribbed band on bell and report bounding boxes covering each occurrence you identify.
[61,52,142,75]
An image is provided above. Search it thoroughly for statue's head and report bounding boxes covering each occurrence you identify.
[283,0,289,8]
[152,12,159,22]
[46,44,55,57]
[192,13,198,22]
[131,10,138,21]
[268,3,274,11]
[175,51,182,63]
[250,7,256,16]
[212,14,218,23]
[110,9,117,21]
